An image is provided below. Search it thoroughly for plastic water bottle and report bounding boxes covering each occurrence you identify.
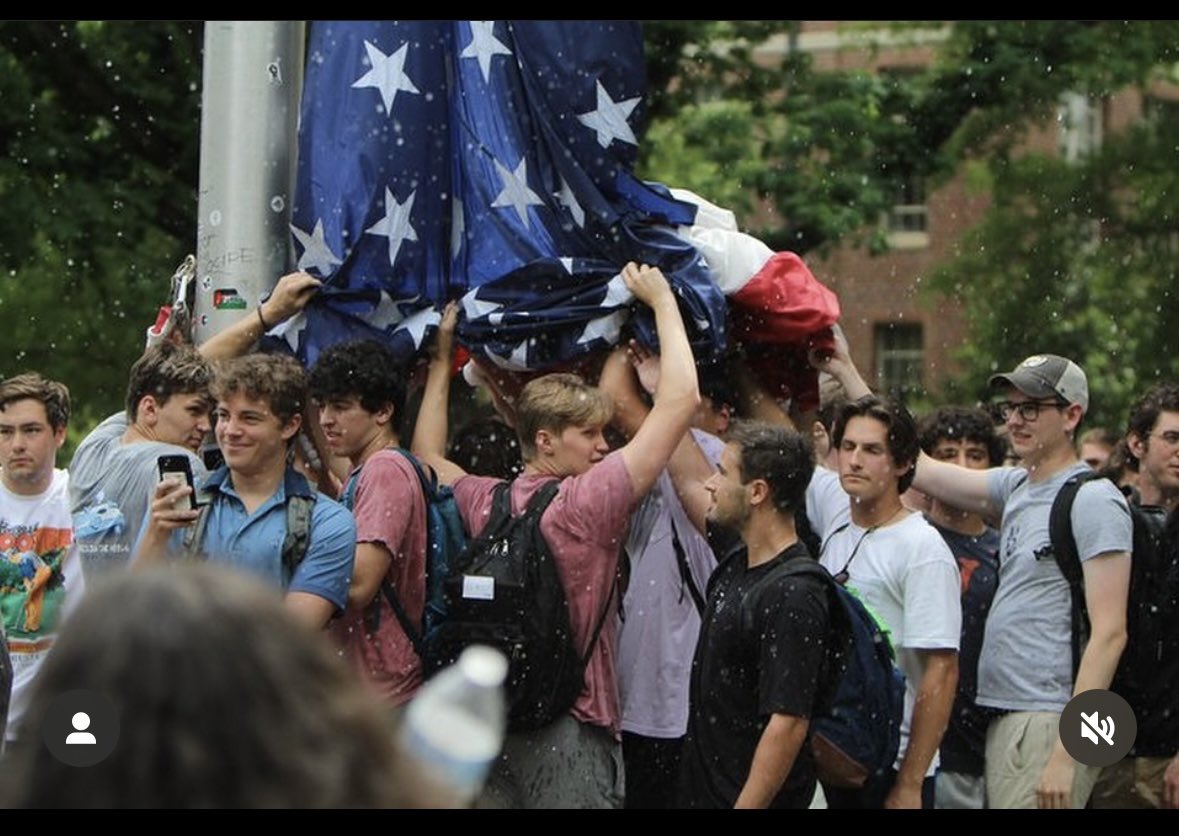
[398,645,508,808]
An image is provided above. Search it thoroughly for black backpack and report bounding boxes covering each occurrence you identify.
[1048,470,1166,681]
[422,479,614,732]
[781,559,906,790]
[341,449,468,653]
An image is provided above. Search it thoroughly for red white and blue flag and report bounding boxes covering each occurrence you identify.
[278,20,729,371]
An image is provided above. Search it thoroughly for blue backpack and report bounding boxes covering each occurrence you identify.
[783,560,906,790]
[342,448,467,654]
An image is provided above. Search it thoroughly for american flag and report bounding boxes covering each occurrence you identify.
[276,20,728,371]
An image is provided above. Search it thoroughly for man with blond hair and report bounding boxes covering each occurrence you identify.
[413,262,701,808]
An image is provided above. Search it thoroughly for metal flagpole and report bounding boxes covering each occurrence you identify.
[193,20,305,345]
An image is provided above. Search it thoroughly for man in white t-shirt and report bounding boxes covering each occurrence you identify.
[814,394,961,809]
[0,373,85,744]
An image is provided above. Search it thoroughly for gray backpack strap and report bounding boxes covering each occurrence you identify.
[181,504,212,561]
[281,493,315,582]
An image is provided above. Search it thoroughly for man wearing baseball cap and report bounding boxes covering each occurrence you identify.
[910,354,1132,809]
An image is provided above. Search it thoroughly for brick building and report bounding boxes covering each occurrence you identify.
[753,22,1173,403]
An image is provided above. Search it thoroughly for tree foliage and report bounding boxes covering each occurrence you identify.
[0,21,202,454]
[4,21,1179,448]
[640,20,1179,425]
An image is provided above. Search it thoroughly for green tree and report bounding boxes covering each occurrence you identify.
[640,20,1179,422]
[0,21,202,456]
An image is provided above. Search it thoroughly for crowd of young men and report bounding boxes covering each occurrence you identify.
[1,262,1177,811]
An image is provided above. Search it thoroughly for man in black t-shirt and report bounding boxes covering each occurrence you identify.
[1091,383,1179,809]
[675,421,838,809]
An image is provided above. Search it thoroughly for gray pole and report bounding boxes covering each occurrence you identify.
[193,20,305,345]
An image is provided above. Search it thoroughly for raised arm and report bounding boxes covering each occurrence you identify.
[616,263,700,500]
[410,302,467,486]
[598,339,714,535]
[910,452,998,518]
[808,323,871,402]
[199,271,321,361]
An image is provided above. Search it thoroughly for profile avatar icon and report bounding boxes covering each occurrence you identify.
[65,712,97,745]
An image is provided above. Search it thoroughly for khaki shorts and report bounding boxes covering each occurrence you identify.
[1091,756,1173,809]
[985,711,1101,809]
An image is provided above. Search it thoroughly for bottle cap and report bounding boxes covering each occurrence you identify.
[458,645,508,688]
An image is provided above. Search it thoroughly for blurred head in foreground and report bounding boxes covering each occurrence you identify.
[0,563,411,809]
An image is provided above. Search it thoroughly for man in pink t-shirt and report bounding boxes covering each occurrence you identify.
[413,262,701,809]
[308,338,428,708]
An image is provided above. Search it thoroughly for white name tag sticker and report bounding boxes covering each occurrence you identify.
[461,575,495,600]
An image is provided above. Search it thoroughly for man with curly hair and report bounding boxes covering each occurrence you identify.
[307,339,430,708]
[133,354,355,630]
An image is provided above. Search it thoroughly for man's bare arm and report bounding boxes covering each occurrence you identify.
[199,271,321,361]
[887,648,957,809]
[410,302,467,486]
[617,263,700,499]
[734,713,810,808]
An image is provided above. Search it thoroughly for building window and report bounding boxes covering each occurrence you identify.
[1058,92,1102,162]
[874,322,923,398]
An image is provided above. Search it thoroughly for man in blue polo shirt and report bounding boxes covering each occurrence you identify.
[133,353,355,629]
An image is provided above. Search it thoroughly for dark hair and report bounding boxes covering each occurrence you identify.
[833,394,920,493]
[447,416,522,480]
[1126,382,1179,466]
[0,373,71,431]
[307,339,407,419]
[125,342,212,421]
[918,405,1005,467]
[697,359,739,415]
[727,419,814,514]
[211,353,306,427]
[0,564,412,808]
[1127,382,1179,440]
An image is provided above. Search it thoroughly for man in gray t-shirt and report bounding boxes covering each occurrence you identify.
[912,354,1132,810]
[70,343,211,579]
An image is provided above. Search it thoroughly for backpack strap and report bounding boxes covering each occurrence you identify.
[668,515,706,616]
[281,493,316,583]
[181,503,213,561]
[1046,469,1106,680]
[372,450,440,655]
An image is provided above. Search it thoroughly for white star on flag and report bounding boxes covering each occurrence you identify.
[557,177,586,228]
[491,157,544,228]
[575,272,632,345]
[576,80,639,148]
[274,311,308,353]
[352,40,420,116]
[451,196,466,259]
[393,307,441,351]
[365,187,418,267]
[462,291,504,322]
[368,291,422,331]
[290,219,342,276]
[485,339,531,371]
[460,21,512,83]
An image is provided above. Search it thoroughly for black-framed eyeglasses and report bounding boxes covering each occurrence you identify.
[994,399,1066,423]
